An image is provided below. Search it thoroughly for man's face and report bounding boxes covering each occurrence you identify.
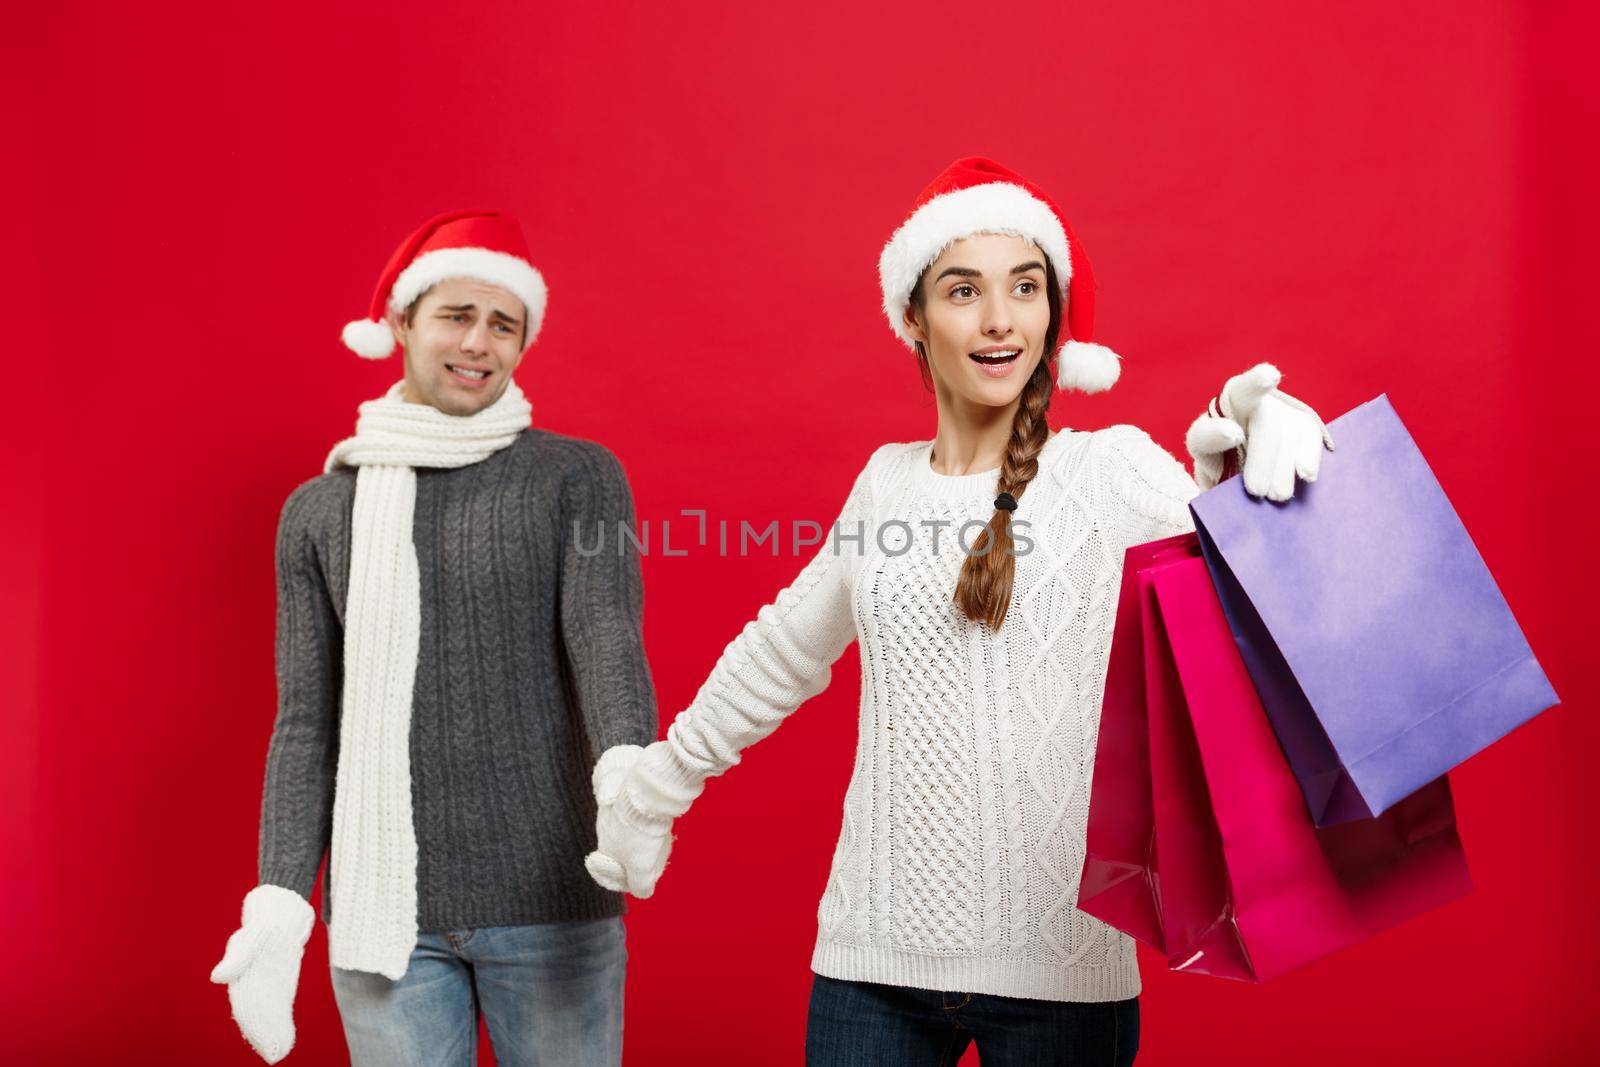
[389,276,528,416]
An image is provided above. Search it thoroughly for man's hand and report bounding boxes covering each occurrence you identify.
[585,744,676,899]
[210,885,316,1064]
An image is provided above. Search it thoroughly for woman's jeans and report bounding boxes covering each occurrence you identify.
[805,973,1139,1067]
[329,917,626,1067]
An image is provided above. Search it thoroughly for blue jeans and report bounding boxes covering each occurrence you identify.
[805,974,1139,1067]
[329,917,626,1067]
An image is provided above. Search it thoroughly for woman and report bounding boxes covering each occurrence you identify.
[585,157,1330,1066]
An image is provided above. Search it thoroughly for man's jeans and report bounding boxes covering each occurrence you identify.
[330,917,626,1067]
[805,973,1139,1067]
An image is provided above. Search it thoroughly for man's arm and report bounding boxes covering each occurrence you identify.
[210,481,340,1065]
[256,481,343,901]
[559,445,659,760]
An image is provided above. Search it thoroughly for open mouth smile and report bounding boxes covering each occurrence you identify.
[969,347,1022,378]
[969,348,1020,366]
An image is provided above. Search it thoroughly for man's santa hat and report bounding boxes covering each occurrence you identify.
[878,157,1121,393]
[341,209,549,360]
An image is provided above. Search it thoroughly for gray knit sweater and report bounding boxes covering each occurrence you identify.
[256,428,657,932]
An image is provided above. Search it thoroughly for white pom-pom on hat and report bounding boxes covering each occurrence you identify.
[341,318,398,360]
[1055,339,1121,394]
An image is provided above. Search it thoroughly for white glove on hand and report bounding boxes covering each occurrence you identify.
[1189,362,1334,501]
[584,744,676,899]
[1185,404,1247,492]
[210,884,316,1064]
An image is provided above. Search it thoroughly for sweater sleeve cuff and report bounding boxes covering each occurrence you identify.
[256,858,321,905]
[627,739,710,822]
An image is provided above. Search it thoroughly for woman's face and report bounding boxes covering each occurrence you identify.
[904,232,1052,410]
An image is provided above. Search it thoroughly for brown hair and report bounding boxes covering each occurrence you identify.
[907,259,1063,630]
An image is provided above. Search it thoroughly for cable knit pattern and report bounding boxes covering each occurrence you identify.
[656,423,1200,1002]
[258,411,657,976]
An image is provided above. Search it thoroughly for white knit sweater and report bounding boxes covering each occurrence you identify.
[652,424,1201,1002]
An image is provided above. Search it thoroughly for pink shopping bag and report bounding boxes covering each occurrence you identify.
[1079,534,1473,981]
[1077,533,1196,955]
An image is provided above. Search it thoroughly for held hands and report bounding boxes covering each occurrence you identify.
[585,744,676,899]
[210,884,316,1064]
[1185,362,1333,501]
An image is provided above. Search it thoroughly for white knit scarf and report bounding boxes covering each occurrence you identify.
[321,379,532,979]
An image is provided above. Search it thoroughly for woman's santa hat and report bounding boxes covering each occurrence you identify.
[878,157,1121,393]
[341,209,549,360]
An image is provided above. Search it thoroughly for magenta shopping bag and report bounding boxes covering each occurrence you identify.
[1190,394,1559,826]
[1077,533,1197,956]
[1080,534,1473,982]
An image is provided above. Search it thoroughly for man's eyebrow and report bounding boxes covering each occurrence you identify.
[933,266,982,282]
[438,303,522,326]
[1011,260,1046,275]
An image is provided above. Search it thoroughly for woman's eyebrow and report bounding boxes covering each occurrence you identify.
[1010,260,1046,274]
[934,266,982,282]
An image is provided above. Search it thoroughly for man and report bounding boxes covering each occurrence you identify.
[210,209,657,1066]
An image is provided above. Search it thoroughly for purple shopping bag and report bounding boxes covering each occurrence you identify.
[1190,394,1558,827]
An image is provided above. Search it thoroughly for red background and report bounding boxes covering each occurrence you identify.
[5,2,1597,1063]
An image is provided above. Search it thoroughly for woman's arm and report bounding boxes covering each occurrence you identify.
[1096,424,1203,550]
[640,453,875,812]
[586,450,880,896]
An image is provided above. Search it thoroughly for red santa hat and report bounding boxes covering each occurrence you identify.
[878,157,1120,393]
[341,209,549,360]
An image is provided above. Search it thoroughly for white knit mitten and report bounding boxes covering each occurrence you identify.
[1185,400,1247,492]
[210,884,316,1064]
[584,743,703,899]
[1189,362,1334,500]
